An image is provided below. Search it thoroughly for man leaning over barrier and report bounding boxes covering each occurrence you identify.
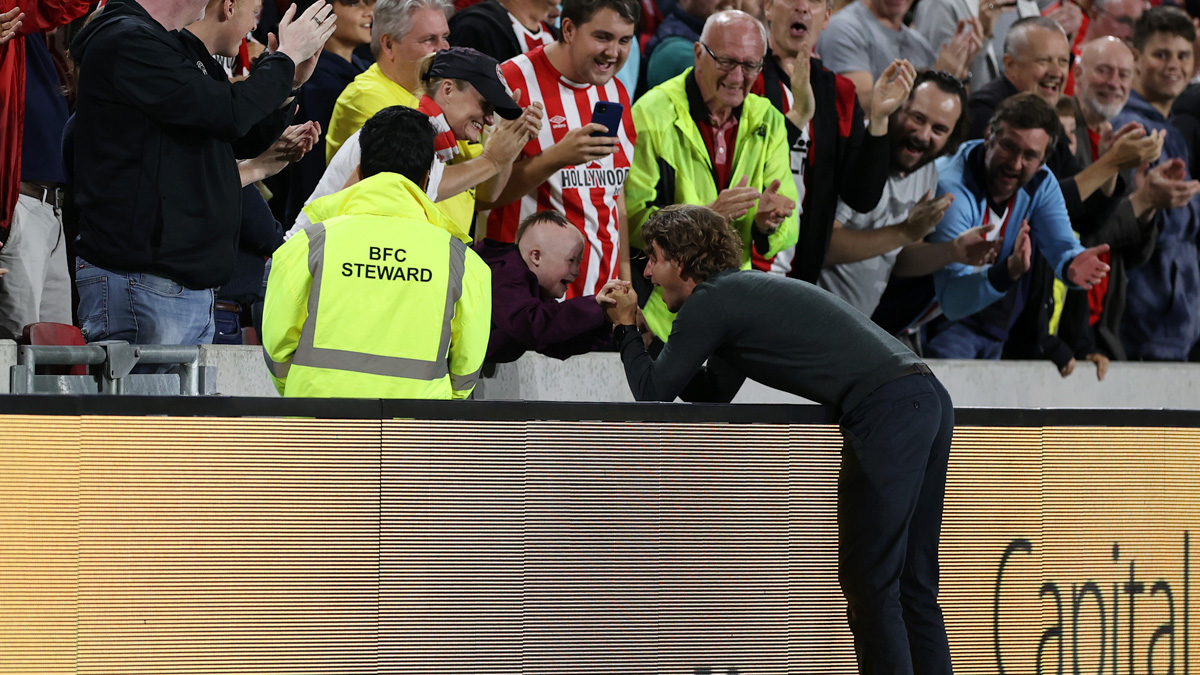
[603,203,956,675]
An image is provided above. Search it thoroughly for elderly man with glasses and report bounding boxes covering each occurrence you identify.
[625,9,800,339]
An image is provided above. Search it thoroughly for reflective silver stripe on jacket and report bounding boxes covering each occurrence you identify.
[263,349,291,379]
[450,368,481,393]
[291,222,466,381]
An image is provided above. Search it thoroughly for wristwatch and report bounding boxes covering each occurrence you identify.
[612,323,641,347]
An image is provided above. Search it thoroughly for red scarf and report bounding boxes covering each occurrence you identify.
[417,95,460,163]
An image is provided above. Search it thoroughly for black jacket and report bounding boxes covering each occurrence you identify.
[449,0,557,64]
[754,52,889,283]
[70,0,295,289]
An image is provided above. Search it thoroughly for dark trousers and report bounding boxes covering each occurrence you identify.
[838,369,955,675]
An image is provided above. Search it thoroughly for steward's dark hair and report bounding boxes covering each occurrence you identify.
[359,106,435,182]
[641,205,742,282]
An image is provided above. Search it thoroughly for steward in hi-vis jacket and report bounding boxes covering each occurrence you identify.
[262,171,491,398]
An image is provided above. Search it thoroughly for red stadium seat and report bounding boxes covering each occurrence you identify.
[19,322,89,376]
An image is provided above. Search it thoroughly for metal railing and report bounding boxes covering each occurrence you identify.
[11,343,216,395]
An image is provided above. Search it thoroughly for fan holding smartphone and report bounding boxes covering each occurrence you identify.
[479,0,640,301]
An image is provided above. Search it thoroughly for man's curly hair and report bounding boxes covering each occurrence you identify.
[640,205,742,283]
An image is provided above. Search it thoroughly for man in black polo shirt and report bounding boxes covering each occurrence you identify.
[605,203,956,675]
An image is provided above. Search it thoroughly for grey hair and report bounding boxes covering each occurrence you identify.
[700,9,769,56]
[371,0,454,56]
[1004,15,1068,57]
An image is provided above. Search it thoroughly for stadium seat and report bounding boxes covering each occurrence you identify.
[19,322,88,376]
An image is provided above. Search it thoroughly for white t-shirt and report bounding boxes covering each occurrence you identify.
[817,162,938,317]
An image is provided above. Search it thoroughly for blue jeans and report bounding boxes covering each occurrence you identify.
[75,258,216,345]
[924,320,1003,359]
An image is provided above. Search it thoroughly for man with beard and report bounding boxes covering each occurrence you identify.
[957,16,1160,371]
[922,93,1112,359]
[818,70,997,318]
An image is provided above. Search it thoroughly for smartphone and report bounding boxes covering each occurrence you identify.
[590,101,624,137]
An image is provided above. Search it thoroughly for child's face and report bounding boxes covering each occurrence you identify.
[1059,115,1078,156]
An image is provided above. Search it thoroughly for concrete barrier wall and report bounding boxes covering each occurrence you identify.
[4,339,1199,409]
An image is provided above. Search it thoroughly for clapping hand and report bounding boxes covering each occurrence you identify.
[0,7,23,45]
[785,53,816,131]
[1006,220,1032,280]
[269,2,337,87]
[1136,157,1200,210]
[1067,242,1111,290]
[709,175,761,222]
[870,59,918,124]
[754,179,796,234]
[898,191,954,242]
[952,224,997,265]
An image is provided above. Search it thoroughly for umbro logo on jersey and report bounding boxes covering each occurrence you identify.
[550,115,568,128]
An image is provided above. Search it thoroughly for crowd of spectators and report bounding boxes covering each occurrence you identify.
[3,0,1200,397]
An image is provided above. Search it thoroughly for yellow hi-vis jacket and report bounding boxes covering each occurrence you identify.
[624,69,799,339]
[262,172,492,399]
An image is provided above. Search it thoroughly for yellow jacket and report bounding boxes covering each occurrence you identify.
[262,173,492,399]
[325,63,481,238]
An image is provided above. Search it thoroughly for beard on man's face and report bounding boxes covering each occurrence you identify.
[890,127,938,174]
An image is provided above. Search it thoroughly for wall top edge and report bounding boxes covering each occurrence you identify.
[0,396,1197,428]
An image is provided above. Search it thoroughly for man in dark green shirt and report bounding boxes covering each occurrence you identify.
[604,204,956,675]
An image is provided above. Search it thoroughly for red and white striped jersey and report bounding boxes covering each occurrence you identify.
[485,46,636,299]
[508,13,556,54]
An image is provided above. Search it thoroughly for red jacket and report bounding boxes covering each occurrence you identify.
[1,0,91,236]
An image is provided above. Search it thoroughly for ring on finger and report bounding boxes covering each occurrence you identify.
[313,15,324,24]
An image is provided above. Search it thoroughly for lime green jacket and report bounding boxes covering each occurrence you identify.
[626,69,799,338]
[263,173,491,399]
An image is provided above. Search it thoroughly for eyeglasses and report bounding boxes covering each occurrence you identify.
[699,42,763,76]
